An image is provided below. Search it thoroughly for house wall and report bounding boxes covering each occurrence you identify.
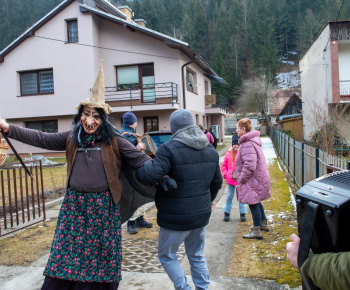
[0,1,97,120]
[300,25,332,140]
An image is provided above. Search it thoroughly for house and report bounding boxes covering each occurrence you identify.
[268,88,301,125]
[0,0,227,157]
[299,21,350,142]
[276,93,303,140]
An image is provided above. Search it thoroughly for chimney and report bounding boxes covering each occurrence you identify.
[134,19,146,27]
[118,6,132,22]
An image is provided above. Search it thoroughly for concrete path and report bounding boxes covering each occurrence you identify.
[0,138,299,290]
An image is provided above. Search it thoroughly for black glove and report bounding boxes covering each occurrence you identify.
[161,177,177,193]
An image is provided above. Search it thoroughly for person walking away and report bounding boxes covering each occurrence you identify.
[120,111,153,234]
[221,134,248,222]
[136,109,223,290]
[235,118,271,240]
[198,124,214,146]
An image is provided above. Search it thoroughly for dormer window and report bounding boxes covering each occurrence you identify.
[67,19,78,43]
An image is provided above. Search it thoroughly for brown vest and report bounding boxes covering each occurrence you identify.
[65,134,122,204]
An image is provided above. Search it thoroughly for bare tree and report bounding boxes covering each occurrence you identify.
[236,76,273,125]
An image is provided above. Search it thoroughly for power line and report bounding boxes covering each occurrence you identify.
[25,33,186,61]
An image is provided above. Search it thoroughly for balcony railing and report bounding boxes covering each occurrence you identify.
[104,82,178,108]
[206,94,227,112]
[340,80,350,96]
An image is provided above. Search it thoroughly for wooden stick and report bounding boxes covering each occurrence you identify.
[1,132,34,181]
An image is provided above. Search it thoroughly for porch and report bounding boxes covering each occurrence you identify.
[105,82,178,108]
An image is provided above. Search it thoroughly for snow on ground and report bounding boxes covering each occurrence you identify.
[276,70,300,89]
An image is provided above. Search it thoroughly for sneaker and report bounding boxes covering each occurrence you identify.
[127,220,138,234]
[135,215,153,228]
[224,212,230,222]
[240,213,246,222]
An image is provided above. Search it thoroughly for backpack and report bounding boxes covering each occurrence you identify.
[206,129,217,149]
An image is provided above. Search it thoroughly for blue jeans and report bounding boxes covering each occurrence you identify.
[158,227,210,290]
[221,184,248,214]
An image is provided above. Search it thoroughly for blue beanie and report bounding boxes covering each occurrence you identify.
[232,134,240,146]
[123,111,137,125]
[169,109,194,133]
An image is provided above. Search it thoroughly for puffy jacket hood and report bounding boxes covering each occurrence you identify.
[172,125,209,150]
[239,130,261,147]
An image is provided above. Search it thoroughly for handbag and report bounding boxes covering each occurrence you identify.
[232,169,237,181]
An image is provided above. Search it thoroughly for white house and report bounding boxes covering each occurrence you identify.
[300,21,350,142]
[0,0,227,156]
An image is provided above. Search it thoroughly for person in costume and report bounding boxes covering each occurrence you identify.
[0,61,175,290]
[119,111,153,234]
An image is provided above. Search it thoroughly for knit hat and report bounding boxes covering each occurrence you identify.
[123,111,137,125]
[76,60,112,114]
[169,109,194,133]
[232,134,240,146]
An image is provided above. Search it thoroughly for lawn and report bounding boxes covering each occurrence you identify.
[226,158,301,287]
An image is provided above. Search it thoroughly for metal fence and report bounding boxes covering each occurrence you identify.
[270,128,350,188]
[0,160,46,237]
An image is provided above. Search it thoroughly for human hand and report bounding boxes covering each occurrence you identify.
[136,142,146,151]
[161,177,177,193]
[211,202,215,212]
[286,234,300,268]
[0,119,9,134]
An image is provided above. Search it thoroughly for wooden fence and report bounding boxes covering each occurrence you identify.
[0,160,46,237]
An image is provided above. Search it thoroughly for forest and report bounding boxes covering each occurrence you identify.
[0,0,349,104]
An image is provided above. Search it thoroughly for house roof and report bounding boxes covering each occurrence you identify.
[269,88,301,116]
[0,0,224,81]
[277,93,302,120]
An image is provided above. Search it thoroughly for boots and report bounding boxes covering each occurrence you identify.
[243,226,263,240]
[127,220,138,234]
[135,215,153,228]
[251,220,270,232]
[240,213,246,222]
[224,212,230,222]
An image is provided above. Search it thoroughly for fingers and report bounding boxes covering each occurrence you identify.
[290,234,300,244]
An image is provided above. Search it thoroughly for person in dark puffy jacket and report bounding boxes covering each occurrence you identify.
[137,109,222,290]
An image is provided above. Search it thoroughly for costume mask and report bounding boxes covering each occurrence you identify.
[81,106,101,134]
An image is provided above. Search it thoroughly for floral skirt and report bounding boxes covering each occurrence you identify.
[43,188,122,283]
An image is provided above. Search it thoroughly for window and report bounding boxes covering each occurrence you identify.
[186,70,197,94]
[144,116,158,132]
[67,20,78,43]
[20,69,54,96]
[26,120,58,133]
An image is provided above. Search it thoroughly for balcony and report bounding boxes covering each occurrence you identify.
[205,94,227,114]
[105,82,178,108]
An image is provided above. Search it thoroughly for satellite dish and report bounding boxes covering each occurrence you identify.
[187,72,194,92]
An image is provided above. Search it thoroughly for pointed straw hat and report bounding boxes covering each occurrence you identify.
[76,60,112,114]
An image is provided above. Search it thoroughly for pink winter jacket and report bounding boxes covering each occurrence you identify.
[203,130,214,145]
[235,130,271,205]
[221,148,238,186]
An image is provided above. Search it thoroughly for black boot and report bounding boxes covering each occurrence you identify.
[127,220,138,234]
[240,213,246,222]
[135,215,153,228]
[224,212,230,222]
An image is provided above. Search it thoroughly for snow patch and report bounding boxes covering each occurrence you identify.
[276,70,300,89]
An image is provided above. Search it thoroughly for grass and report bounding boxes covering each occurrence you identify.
[0,218,56,266]
[226,159,301,287]
[216,144,227,152]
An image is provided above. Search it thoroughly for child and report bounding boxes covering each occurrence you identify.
[221,134,248,222]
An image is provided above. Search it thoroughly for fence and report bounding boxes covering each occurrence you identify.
[270,128,350,188]
[0,160,46,237]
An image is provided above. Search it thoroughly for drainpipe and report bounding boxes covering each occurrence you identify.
[181,58,196,109]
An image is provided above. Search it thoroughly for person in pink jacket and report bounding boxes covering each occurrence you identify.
[198,124,214,145]
[221,134,248,222]
[236,118,271,240]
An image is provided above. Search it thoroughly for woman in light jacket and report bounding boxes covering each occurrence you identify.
[235,118,271,240]
[221,134,248,222]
